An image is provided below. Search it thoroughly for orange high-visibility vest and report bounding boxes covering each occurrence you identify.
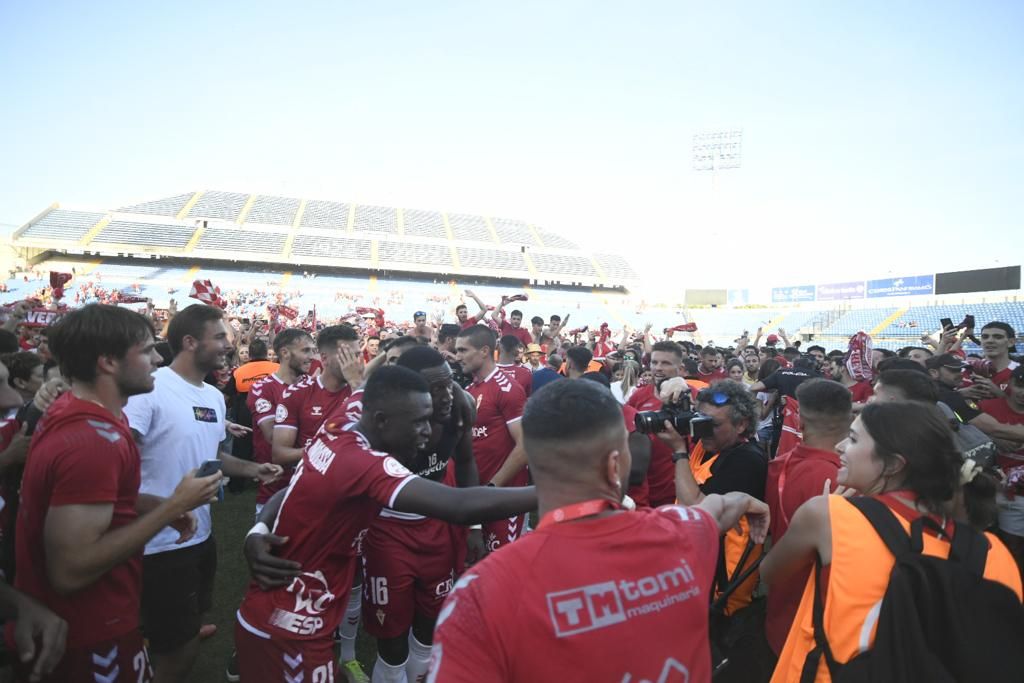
[233,360,279,393]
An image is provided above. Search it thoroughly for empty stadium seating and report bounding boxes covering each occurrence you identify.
[18,209,105,241]
[529,252,598,279]
[118,193,194,217]
[535,228,580,250]
[401,209,447,240]
[300,199,351,231]
[187,191,249,222]
[353,205,398,235]
[291,234,371,261]
[455,246,527,273]
[245,195,300,226]
[491,218,535,245]
[378,240,453,268]
[595,254,636,280]
[195,228,288,255]
[93,220,195,248]
[448,214,493,243]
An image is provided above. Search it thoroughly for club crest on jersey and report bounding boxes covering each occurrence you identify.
[475,394,483,410]
[255,398,272,414]
[376,609,386,626]
[383,457,412,479]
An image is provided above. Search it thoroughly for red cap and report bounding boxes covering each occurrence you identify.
[766,334,780,345]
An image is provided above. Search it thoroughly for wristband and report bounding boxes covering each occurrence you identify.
[246,521,270,538]
[672,451,690,463]
[486,482,496,487]
[469,524,482,530]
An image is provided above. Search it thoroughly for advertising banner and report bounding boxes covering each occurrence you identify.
[866,274,935,298]
[771,285,815,303]
[817,281,866,301]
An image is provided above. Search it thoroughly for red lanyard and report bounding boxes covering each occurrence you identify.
[537,499,619,530]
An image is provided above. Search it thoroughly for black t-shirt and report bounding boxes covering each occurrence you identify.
[698,440,768,500]
[937,384,982,422]
[761,367,820,399]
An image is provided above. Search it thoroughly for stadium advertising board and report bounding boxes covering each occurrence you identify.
[817,281,866,301]
[866,274,934,298]
[935,266,1021,295]
[771,285,815,303]
[727,289,750,305]
[685,289,727,306]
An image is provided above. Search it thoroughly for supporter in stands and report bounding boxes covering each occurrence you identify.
[496,335,532,396]
[763,401,1022,682]
[15,304,222,683]
[455,325,529,547]
[523,343,543,372]
[125,304,282,683]
[430,379,768,682]
[530,353,563,393]
[2,353,43,404]
[764,379,851,656]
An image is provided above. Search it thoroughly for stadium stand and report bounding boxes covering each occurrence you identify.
[491,218,535,245]
[535,228,580,250]
[400,208,447,240]
[244,195,300,226]
[92,219,195,248]
[186,191,249,222]
[300,199,351,231]
[377,240,453,269]
[18,209,105,241]
[118,193,194,217]
[195,228,289,255]
[290,234,371,262]
[448,213,493,243]
[529,252,598,279]
[353,205,399,235]
[455,246,528,273]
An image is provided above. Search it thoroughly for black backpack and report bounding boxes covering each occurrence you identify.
[801,497,1024,683]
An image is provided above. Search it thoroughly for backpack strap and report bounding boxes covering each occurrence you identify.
[799,554,840,683]
[848,496,914,559]
[947,519,989,577]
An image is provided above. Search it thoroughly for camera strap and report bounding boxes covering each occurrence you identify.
[536,499,620,530]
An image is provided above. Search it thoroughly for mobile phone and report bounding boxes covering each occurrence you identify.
[940,317,954,331]
[196,460,223,478]
[964,314,975,329]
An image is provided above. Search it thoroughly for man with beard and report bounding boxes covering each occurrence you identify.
[626,341,692,507]
[124,304,281,683]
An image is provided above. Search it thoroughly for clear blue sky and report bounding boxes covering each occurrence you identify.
[2,1,1021,294]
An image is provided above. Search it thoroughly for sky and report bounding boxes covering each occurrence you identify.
[1,1,1021,297]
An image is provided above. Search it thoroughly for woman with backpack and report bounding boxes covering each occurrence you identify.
[762,400,1023,683]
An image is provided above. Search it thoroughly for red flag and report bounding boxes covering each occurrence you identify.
[270,304,299,320]
[189,279,226,308]
[49,271,72,300]
[664,323,698,334]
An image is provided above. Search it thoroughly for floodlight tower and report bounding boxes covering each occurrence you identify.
[692,129,743,182]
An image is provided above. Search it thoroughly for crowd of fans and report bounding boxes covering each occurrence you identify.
[0,282,1021,683]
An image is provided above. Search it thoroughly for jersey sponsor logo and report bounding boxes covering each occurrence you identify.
[434,570,456,598]
[382,456,412,479]
[255,398,272,414]
[621,658,691,683]
[192,406,218,423]
[271,570,336,636]
[545,560,700,638]
[275,404,289,423]
[307,440,336,474]
[472,425,489,440]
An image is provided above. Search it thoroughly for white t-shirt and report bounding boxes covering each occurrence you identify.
[124,366,226,555]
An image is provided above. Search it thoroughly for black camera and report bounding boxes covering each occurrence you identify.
[634,394,714,439]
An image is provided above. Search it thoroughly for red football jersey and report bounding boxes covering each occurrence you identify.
[273,375,354,451]
[849,379,874,404]
[431,505,719,682]
[466,367,527,483]
[979,397,1024,472]
[248,374,291,504]
[991,362,1021,393]
[499,321,533,348]
[696,367,728,384]
[12,394,142,649]
[626,384,676,507]
[497,363,533,397]
[237,423,417,641]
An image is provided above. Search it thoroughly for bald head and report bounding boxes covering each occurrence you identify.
[523,379,627,488]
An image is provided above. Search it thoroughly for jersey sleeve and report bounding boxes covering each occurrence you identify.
[48,430,124,506]
[274,384,303,430]
[123,389,155,437]
[247,381,278,428]
[520,369,533,397]
[431,572,507,682]
[498,383,526,426]
[339,443,417,509]
[657,504,721,589]
[760,370,780,391]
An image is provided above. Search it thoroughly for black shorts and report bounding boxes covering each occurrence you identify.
[141,536,217,653]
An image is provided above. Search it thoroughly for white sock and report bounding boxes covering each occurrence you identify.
[339,585,362,661]
[405,633,432,683]
[371,654,408,683]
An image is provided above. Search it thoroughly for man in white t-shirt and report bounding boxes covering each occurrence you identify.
[125,304,281,683]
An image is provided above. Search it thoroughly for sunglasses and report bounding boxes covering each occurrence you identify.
[697,389,732,406]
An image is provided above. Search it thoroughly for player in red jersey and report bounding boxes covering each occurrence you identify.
[235,366,536,683]
[627,340,692,506]
[270,324,367,677]
[247,329,316,515]
[455,325,528,550]
[496,334,533,396]
[359,347,484,683]
[430,379,769,682]
[11,304,220,683]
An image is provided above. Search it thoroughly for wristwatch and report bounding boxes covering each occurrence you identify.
[672,451,690,463]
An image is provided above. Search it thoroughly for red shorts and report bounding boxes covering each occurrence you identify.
[361,514,460,639]
[483,468,530,551]
[235,618,337,683]
[13,629,152,683]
